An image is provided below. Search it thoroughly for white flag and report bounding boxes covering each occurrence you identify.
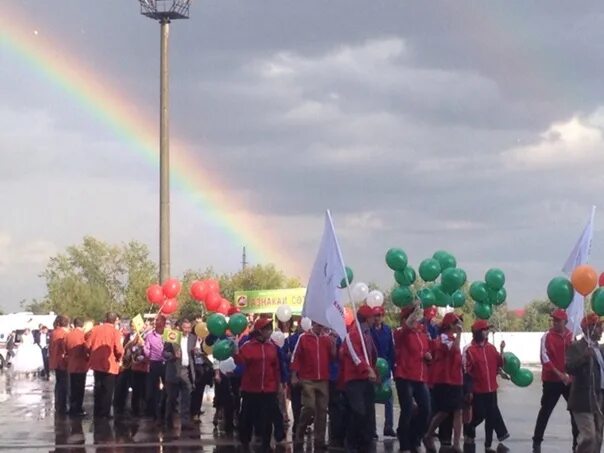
[302,211,347,339]
[562,206,596,336]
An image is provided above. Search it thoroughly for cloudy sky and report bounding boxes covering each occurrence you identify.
[1,0,603,311]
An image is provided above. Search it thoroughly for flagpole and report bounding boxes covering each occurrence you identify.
[326,210,370,365]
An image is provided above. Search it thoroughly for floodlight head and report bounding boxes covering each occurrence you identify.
[140,0,191,21]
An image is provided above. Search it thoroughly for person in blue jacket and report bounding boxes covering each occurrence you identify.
[370,306,396,438]
[284,323,303,436]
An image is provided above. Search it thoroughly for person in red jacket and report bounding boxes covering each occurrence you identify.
[462,320,510,453]
[235,317,283,451]
[393,302,432,453]
[49,314,70,416]
[86,312,124,418]
[291,321,336,449]
[341,304,378,453]
[65,318,89,416]
[532,308,578,453]
[424,311,464,453]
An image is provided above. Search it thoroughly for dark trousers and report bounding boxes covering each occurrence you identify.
[145,361,166,419]
[41,347,49,379]
[131,370,147,416]
[239,392,279,447]
[54,369,69,414]
[533,381,578,447]
[93,371,116,418]
[464,392,508,447]
[113,369,132,414]
[396,379,431,450]
[69,372,86,414]
[291,384,302,435]
[345,380,375,452]
[190,381,206,418]
[328,381,346,445]
[166,368,193,424]
[431,388,453,445]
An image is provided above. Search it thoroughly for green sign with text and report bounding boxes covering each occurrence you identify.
[233,288,306,314]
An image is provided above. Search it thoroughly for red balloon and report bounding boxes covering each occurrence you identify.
[146,284,164,305]
[205,292,222,312]
[190,280,209,302]
[344,307,354,327]
[161,298,179,315]
[216,298,231,315]
[205,279,220,295]
[599,272,604,287]
[162,278,181,299]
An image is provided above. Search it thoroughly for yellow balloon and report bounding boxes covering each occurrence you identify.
[202,341,213,356]
[195,322,209,339]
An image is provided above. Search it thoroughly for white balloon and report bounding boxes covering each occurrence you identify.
[367,290,385,308]
[301,317,312,331]
[270,330,286,348]
[218,357,236,374]
[351,282,369,304]
[275,305,293,323]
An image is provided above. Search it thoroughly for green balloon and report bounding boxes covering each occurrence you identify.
[451,290,466,308]
[485,268,506,291]
[340,266,354,288]
[386,248,408,271]
[547,277,575,309]
[441,268,466,294]
[213,339,235,361]
[376,357,390,380]
[493,288,507,306]
[474,302,492,320]
[419,259,441,282]
[502,352,521,375]
[433,286,452,307]
[433,250,457,271]
[487,287,499,305]
[228,313,248,335]
[394,266,416,286]
[391,286,414,308]
[207,314,228,337]
[418,288,436,307]
[374,382,393,404]
[592,288,604,316]
[511,368,534,387]
[470,281,489,303]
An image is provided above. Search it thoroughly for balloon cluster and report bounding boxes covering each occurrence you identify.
[469,269,507,320]
[547,265,604,315]
[189,279,234,316]
[388,249,467,309]
[146,279,183,315]
[502,351,533,387]
[374,357,392,403]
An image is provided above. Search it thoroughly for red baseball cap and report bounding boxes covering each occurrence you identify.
[373,306,385,316]
[357,304,375,320]
[551,309,568,321]
[471,320,491,332]
[581,313,601,330]
[253,317,273,331]
[424,307,437,320]
[441,312,461,329]
[400,305,416,319]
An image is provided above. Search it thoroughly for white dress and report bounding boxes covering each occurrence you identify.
[12,333,44,373]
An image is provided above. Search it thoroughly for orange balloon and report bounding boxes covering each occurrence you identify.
[571,265,598,296]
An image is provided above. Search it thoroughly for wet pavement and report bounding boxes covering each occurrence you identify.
[0,372,574,452]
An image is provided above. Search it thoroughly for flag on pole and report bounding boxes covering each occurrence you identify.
[302,211,348,339]
[562,205,596,336]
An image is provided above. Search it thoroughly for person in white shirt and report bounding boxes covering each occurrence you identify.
[34,325,50,380]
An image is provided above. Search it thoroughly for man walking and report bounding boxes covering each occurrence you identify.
[65,318,88,416]
[144,315,167,420]
[532,309,577,453]
[86,312,124,418]
[566,313,604,453]
[371,306,396,438]
[165,319,197,430]
[291,322,336,450]
[50,315,70,415]
[35,325,50,380]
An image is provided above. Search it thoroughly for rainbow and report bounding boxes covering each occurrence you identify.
[0,5,304,278]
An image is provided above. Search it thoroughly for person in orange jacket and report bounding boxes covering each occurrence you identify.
[49,314,70,416]
[341,304,378,453]
[65,318,89,416]
[86,312,124,418]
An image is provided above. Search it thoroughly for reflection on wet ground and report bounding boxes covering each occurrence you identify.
[0,372,574,452]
